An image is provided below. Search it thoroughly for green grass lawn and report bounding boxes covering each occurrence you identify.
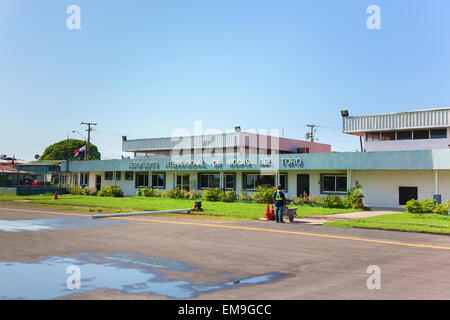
[0,193,359,220]
[324,213,450,234]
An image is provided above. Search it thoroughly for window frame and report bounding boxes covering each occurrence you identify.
[279,173,288,192]
[125,171,134,181]
[198,173,221,189]
[80,173,89,187]
[413,130,429,140]
[381,132,396,141]
[224,173,236,190]
[176,174,190,190]
[243,173,276,191]
[151,173,166,189]
[396,131,412,140]
[320,174,347,194]
[366,132,381,142]
[135,172,149,188]
[297,147,310,154]
[430,129,447,139]
[104,171,114,181]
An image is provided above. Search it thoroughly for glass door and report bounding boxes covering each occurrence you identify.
[177,175,190,191]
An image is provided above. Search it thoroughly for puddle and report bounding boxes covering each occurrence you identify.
[0,253,284,299]
[0,217,127,232]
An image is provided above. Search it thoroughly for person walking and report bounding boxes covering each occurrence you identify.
[272,185,286,223]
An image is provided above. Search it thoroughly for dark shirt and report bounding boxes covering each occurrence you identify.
[273,190,286,206]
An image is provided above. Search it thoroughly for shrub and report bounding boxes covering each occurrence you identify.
[420,198,435,213]
[70,186,97,196]
[69,186,84,195]
[82,187,97,196]
[138,187,163,197]
[141,187,153,197]
[162,187,188,199]
[253,186,276,204]
[310,195,326,206]
[433,201,450,215]
[202,188,223,202]
[220,190,238,202]
[405,198,450,214]
[404,199,422,213]
[186,190,202,200]
[292,193,326,206]
[97,185,123,197]
[324,194,344,208]
[342,187,364,209]
[152,189,162,197]
[238,188,253,201]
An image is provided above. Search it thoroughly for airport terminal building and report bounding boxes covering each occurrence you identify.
[62,108,450,209]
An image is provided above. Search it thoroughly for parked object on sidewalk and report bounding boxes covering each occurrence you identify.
[283,207,297,223]
[192,201,203,212]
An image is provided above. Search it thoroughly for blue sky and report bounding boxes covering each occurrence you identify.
[1,0,449,160]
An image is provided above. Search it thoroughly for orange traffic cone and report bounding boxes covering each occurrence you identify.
[264,203,271,219]
[54,191,58,200]
[270,205,275,220]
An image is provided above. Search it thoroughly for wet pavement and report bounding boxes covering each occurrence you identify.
[0,253,284,299]
[0,217,127,232]
[1,204,450,299]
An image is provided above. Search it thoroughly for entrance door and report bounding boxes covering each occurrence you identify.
[297,174,310,196]
[95,175,102,191]
[177,175,190,191]
[399,186,418,205]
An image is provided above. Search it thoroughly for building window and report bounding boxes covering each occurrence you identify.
[366,133,380,142]
[199,173,220,189]
[243,174,275,190]
[135,173,149,188]
[297,147,310,154]
[151,173,165,188]
[430,129,447,139]
[321,174,347,193]
[224,174,236,190]
[413,130,429,140]
[105,172,113,181]
[396,131,412,140]
[177,175,190,190]
[279,173,287,191]
[381,132,396,141]
[115,172,121,181]
[125,172,133,180]
[80,173,89,187]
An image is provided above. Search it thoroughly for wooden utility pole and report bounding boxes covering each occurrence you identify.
[80,122,97,160]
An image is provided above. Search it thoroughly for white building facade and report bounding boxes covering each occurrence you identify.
[62,109,450,209]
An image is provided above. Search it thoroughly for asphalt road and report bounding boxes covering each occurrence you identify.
[0,204,449,300]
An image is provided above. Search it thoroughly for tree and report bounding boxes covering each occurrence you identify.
[40,139,101,160]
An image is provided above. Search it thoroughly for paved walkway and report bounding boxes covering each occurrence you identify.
[296,210,398,225]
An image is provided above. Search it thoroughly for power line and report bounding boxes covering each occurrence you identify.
[305,124,317,142]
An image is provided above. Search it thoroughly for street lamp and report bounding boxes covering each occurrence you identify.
[72,131,88,160]
[72,130,87,140]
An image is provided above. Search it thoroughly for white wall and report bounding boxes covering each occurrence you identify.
[351,170,450,208]
[76,169,449,208]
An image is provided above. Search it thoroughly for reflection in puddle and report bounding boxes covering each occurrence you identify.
[0,218,126,232]
[0,253,284,299]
